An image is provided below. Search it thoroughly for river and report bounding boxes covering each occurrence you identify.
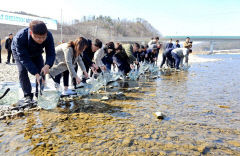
[0,54,239,155]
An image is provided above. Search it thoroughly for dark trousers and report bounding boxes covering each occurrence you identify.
[106,63,111,71]
[72,66,78,87]
[160,48,174,68]
[15,55,44,98]
[54,70,69,87]
[82,62,89,83]
[119,64,131,75]
[171,52,181,69]
[7,50,15,63]
[0,47,1,63]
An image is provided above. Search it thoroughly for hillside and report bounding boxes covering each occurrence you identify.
[0,11,161,47]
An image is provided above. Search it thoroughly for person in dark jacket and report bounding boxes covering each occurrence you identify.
[145,45,158,63]
[5,33,14,64]
[137,45,146,63]
[81,39,98,83]
[134,45,145,63]
[82,39,95,73]
[160,48,175,68]
[160,38,175,68]
[165,38,174,50]
[0,38,1,63]
[175,40,181,48]
[113,43,131,75]
[11,20,56,103]
[102,42,115,71]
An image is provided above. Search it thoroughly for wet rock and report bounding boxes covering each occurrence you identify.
[197,145,207,153]
[154,112,165,119]
[151,134,159,139]
[108,85,114,89]
[59,116,69,121]
[113,92,126,100]
[31,107,42,111]
[83,144,92,150]
[122,138,134,147]
[227,141,240,147]
[159,151,167,155]
[197,144,216,154]
[143,134,151,139]
[202,110,213,113]
[218,105,230,109]
[83,104,94,110]
[0,116,6,120]
[101,96,109,101]
[151,76,159,79]
[116,92,124,96]
[12,111,24,118]
[125,87,139,93]
[16,111,25,117]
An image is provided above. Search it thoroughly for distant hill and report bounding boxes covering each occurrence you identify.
[0,11,161,47]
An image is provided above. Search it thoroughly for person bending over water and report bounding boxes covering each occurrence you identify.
[12,20,56,103]
[49,37,88,95]
[170,48,192,70]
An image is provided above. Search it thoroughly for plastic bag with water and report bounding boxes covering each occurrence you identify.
[76,71,122,95]
[128,69,139,80]
[37,79,61,110]
[0,82,20,106]
[148,64,159,74]
[181,64,191,71]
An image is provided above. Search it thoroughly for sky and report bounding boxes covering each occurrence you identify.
[0,0,240,36]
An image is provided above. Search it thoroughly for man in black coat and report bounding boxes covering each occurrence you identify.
[12,20,56,102]
[5,33,14,64]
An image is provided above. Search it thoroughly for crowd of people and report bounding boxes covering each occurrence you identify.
[1,20,193,103]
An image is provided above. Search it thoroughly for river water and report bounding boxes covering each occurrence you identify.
[0,54,239,155]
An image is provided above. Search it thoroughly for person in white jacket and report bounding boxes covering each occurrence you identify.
[170,48,192,69]
[49,37,88,95]
[92,39,106,72]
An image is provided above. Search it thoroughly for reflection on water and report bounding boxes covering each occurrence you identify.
[0,54,240,155]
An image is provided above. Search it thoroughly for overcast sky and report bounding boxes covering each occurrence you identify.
[1,0,240,36]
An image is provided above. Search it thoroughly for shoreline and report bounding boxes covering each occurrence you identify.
[0,52,231,83]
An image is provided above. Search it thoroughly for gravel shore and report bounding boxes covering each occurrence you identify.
[0,53,34,82]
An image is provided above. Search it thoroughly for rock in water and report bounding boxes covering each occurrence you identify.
[154,112,165,119]
[218,105,230,109]
[101,96,109,101]
[116,92,124,96]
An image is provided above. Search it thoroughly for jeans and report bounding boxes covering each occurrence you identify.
[14,55,44,98]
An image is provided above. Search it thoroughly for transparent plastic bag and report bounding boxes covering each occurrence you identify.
[37,78,61,110]
[0,82,20,106]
